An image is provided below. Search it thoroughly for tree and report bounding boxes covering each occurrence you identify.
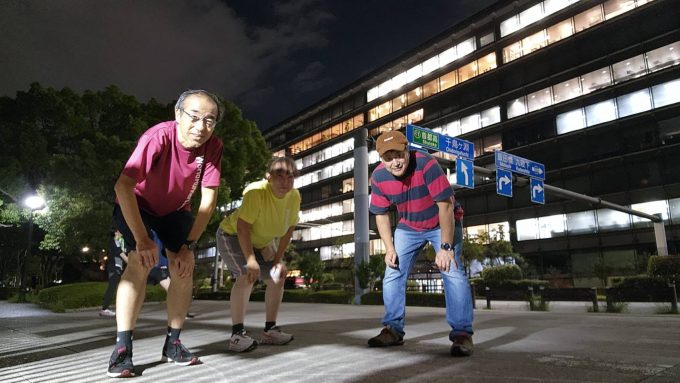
[355,255,385,291]
[0,83,270,288]
[297,251,325,290]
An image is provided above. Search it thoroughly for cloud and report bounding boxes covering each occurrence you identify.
[0,0,332,109]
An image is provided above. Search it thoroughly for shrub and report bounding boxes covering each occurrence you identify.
[648,255,680,283]
[36,282,166,312]
[611,275,668,289]
[481,264,522,286]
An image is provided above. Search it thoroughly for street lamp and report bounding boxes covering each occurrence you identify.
[19,194,45,301]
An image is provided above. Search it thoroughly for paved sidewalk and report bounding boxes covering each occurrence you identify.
[1,300,679,382]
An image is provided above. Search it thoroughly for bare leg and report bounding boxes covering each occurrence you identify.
[166,251,193,329]
[116,251,152,331]
[230,275,254,325]
[264,275,286,322]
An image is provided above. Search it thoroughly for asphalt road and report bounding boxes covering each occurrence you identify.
[1,300,679,382]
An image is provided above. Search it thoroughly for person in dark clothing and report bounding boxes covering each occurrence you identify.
[100,230,128,317]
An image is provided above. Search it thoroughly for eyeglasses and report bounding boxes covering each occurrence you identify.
[181,109,217,128]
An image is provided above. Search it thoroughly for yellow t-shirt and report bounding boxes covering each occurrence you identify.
[219,179,301,249]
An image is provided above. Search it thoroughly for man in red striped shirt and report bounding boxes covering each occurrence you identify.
[368,130,474,357]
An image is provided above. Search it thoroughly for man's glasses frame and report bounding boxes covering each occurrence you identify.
[181,108,217,128]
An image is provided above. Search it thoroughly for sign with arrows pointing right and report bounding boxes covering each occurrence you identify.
[496,168,513,197]
[530,178,545,204]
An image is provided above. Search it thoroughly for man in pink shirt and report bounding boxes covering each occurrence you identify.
[107,90,223,378]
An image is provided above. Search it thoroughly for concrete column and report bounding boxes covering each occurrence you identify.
[354,127,370,304]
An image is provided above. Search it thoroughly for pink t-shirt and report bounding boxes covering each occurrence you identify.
[121,121,223,216]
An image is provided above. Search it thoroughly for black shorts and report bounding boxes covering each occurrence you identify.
[112,204,193,253]
[147,266,170,285]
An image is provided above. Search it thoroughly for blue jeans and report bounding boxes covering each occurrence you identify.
[381,226,473,339]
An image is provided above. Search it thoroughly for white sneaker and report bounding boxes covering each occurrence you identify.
[260,326,294,345]
[228,331,258,352]
[99,308,116,317]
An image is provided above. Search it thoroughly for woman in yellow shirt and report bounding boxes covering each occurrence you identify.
[216,157,300,352]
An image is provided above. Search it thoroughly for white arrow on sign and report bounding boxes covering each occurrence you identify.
[532,183,544,198]
[498,175,511,189]
[532,166,544,175]
[460,160,469,185]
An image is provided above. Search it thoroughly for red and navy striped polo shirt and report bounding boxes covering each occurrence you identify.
[369,151,454,231]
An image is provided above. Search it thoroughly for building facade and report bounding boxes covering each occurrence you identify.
[263,0,680,287]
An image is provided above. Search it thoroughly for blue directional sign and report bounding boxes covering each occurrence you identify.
[406,124,474,159]
[495,151,545,180]
[496,169,513,197]
[455,158,474,189]
[530,178,545,204]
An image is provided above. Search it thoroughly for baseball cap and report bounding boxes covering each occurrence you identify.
[376,130,408,157]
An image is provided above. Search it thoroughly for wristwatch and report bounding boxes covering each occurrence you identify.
[440,242,452,251]
[184,240,198,251]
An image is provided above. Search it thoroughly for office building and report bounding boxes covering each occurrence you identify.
[263,0,680,287]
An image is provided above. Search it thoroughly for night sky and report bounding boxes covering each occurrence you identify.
[0,0,497,131]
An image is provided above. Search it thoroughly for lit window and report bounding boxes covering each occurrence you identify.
[585,99,617,126]
[407,86,422,105]
[439,46,458,67]
[408,109,424,124]
[546,19,574,44]
[392,94,406,112]
[422,56,439,75]
[521,30,548,56]
[552,77,581,103]
[477,52,497,73]
[612,54,647,83]
[544,0,577,16]
[391,72,407,91]
[646,41,680,72]
[580,67,612,94]
[519,4,544,28]
[538,214,566,239]
[439,70,458,91]
[480,107,501,127]
[460,114,481,134]
[378,79,393,97]
[406,64,423,83]
[527,87,553,112]
[556,108,585,135]
[456,38,476,57]
[596,209,630,231]
[503,41,523,63]
[603,0,636,20]
[500,15,521,37]
[458,61,478,83]
[617,89,652,118]
[422,79,439,98]
[652,79,680,108]
[574,5,604,32]
[516,218,539,241]
[566,211,598,235]
[443,120,461,137]
[631,200,669,226]
[507,97,528,119]
[367,86,379,102]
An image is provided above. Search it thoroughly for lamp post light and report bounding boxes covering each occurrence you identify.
[19,194,45,301]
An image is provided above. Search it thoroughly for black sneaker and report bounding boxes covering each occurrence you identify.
[368,326,404,347]
[450,333,474,357]
[107,346,135,378]
[161,339,200,366]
